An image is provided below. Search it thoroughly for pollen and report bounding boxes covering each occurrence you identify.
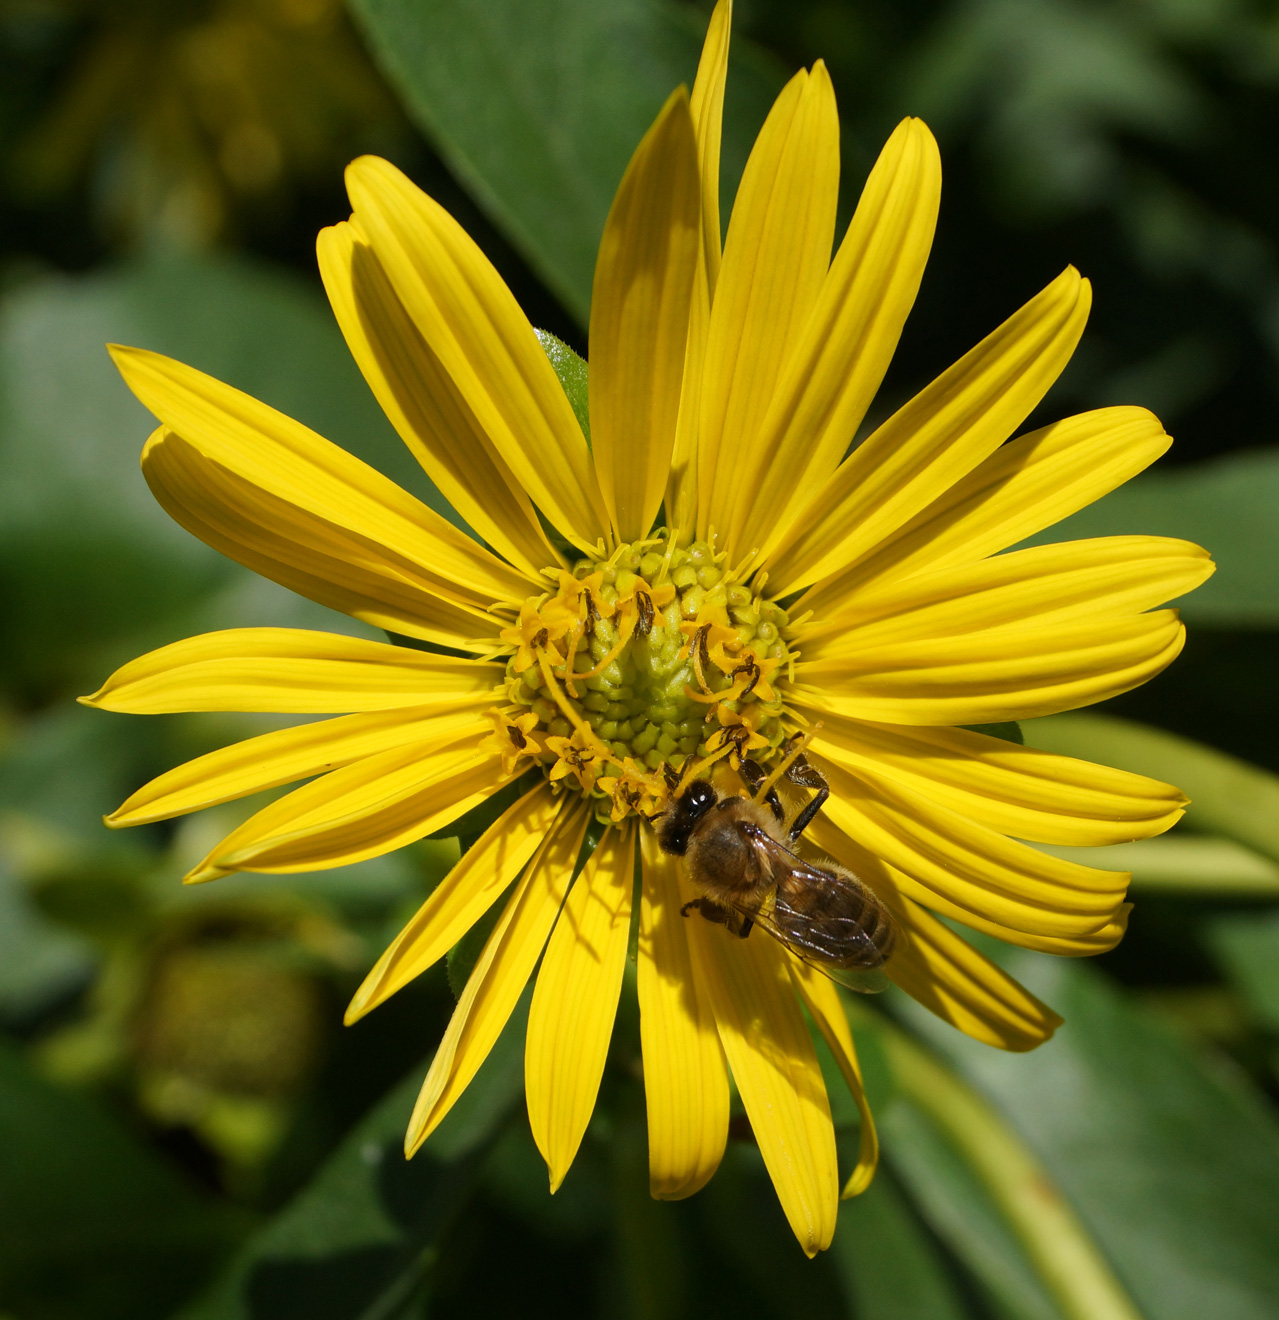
[492,531,798,819]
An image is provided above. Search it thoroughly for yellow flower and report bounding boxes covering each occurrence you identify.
[82,0,1212,1255]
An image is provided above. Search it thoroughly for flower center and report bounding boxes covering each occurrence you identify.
[489,531,797,819]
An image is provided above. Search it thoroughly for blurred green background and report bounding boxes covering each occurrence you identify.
[2,0,1279,1316]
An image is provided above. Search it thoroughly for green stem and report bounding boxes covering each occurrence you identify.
[880,1023,1142,1320]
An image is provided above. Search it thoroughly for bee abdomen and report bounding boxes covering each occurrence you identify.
[776,871,896,969]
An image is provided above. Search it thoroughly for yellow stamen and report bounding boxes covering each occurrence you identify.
[675,739,735,794]
[568,609,640,682]
[536,647,610,752]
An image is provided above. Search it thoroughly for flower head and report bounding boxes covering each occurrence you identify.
[82,0,1212,1254]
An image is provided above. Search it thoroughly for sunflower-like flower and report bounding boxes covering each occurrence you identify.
[83,1,1211,1254]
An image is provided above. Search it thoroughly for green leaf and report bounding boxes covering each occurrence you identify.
[828,1008,1055,1320]
[0,704,164,849]
[0,858,94,1022]
[1020,449,1279,624]
[1023,713,1279,866]
[179,994,528,1320]
[445,893,507,1000]
[1206,909,1279,1033]
[0,1037,236,1320]
[901,953,1279,1320]
[350,0,785,323]
[608,1108,689,1319]
[0,254,444,701]
[962,722,1024,745]
[697,1143,848,1319]
[1036,836,1279,896]
[880,1097,1061,1320]
[536,328,591,444]
[830,1171,972,1320]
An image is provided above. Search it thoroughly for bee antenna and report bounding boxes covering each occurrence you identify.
[674,740,734,796]
[751,727,819,807]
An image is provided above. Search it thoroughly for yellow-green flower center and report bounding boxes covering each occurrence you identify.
[494,531,797,818]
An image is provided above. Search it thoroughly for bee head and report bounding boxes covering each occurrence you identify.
[656,779,719,856]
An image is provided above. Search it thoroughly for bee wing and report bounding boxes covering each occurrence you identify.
[735,897,892,994]
[732,825,893,995]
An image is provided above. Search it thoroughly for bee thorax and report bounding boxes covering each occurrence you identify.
[686,817,771,905]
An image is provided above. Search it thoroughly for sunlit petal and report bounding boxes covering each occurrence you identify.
[802,406,1172,611]
[688,913,839,1256]
[109,705,491,827]
[347,782,561,1023]
[765,267,1091,594]
[113,346,527,611]
[187,720,500,883]
[697,63,840,545]
[637,830,729,1200]
[527,825,636,1190]
[794,610,1186,726]
[878,886,1064,1052]
[590,91,700,541]
[667,0,732,530]
[802,711,1185,846]
[808,756,1128,938]
[406,802,590,1154]
[318,219,558,578]
[807,808,1132,957]
[789,964,879,1198]
[737,118,941,559]
[81,627,503,714]
[801,536,1213,651]
[346,156,609,551]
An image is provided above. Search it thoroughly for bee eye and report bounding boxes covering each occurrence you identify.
[683,781,717,818]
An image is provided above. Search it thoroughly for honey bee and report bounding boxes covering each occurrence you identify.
[656,745,896,993]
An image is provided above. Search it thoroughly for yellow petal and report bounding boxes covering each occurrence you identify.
[405,801,590,1154]
[668,242,710,536]
[318,220,559,579]
[801,711,1185,846]
[803,406,1172,612]
[765,267,1091,594]
[794,609,1186,726]
[667,0,732,532]
[697,63,840,546]
[686,912,839,1256]
[809,757,1127,938]
[879,886,1062,1052]
[527,824,636,1190]
[788,963,879,1198]
[347,781,560,1022]
[690,0,731,290]
[589,89,700,541]
[109,705,491,827]
[188,720,499,882]
[802,536,1214,652]
[637,828,729,1200]
[113,346,527,609]
[807,811,1132,957]
[345,156,609,552]
[81,627,503,713]
[736,119,942,559]
[141,427,499,652]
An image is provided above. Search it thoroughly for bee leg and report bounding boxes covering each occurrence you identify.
[717,906,753,939]
[681,897,734,927]
[740,757,785,824]
[784,756,830,842]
